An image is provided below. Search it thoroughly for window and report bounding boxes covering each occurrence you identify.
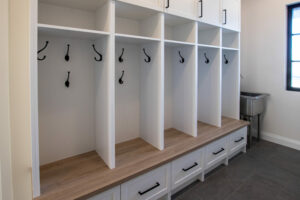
[287,3,300,91]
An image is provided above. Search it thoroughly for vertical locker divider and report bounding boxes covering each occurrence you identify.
[95,0,115,169]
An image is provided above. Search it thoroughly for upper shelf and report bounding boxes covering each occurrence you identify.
[38,24,109,39]
[165,39,195,47]
[115,33,160,44]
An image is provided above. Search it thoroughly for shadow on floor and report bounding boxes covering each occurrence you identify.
[172,140,300,200]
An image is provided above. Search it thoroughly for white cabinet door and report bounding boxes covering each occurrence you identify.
[88,186,120,200]
[164,0,197,19]
[117,0,163,11]
[121,164,170,200]
[171,148,204,190]
[222,0,240,31]
[198,0,220,26]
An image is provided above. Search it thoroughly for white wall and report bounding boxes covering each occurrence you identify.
[241,0,300,149]
[0,0,13,199]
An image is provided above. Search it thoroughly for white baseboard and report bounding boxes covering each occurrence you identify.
[261,131,300,151]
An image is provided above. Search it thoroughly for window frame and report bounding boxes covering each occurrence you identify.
[287,3,300,92]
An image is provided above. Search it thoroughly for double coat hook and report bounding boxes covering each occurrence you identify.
[204,53,210,64]
[178,51,185,63]
[92,44,103,62]
[65,44,70,61]
[224,54,229,64]
[119,48,124,63]
[119,70,125,85]
[37,41,49,61]
[143,48,151,63]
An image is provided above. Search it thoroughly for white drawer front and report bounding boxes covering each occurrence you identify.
[88,186,120,200]
[171,148,203,189]
[229,127,247,154]
[205,137,227,169]
[121,164,170,200]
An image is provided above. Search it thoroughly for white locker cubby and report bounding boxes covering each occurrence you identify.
[164,14,196,44]
[222,28,240,50]
[38,0,111,32]
[197,46,222,128]
[115,1,162,40]
[222,49,240,120]
[115,38,163,150]
[198,23,221,47]
[164,43,197,137]
[37,31,114,168]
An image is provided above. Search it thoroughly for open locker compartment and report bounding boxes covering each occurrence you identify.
[198,22,221,47]
[115,37,164,166]
[115,1,162,40]
[38,0,111,32]
[222,28,240,49]
[164,43,197,138]
[222,49,240,120]
[197,46,222,129]
[37,30,115,195]
[164,13,196,44]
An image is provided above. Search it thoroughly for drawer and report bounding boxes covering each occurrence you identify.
[228,127,247,155]
[171,148,204,189]
[121,164,170,200]
[88,186,120,200]
[205,137,227,169]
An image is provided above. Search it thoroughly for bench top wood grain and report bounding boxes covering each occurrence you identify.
[36,117,248,200]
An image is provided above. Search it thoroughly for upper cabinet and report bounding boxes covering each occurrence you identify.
[164,0,197,19]
[117,0,164,11]
[222,0,240,31]
[197,0,221,26]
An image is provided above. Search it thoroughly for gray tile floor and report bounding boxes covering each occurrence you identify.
[172,141,300,200]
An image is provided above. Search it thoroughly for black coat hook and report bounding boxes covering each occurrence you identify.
[143,48,151,63]
[92,44,103,62]
[65,44,70,62]
[178,51,185,63]
[37,41,49,61]
[119,70,124,85]
[65,71,70,88]
[119,48,124,63]
[224,54,229,64]
[204,53,210,64]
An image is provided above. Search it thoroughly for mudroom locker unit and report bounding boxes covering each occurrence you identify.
[31,0,246,199]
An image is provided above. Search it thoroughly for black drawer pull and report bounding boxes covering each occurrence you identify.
[182,162,198,172]
[213,148,225,155]
[138,182,160,196]
[235,137,244,143]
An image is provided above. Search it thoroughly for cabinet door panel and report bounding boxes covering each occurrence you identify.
[198,0,220,26]
[165,0,197,19]
[222,0,240,31]
[88,186,120,200]
[118,0,163,11]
